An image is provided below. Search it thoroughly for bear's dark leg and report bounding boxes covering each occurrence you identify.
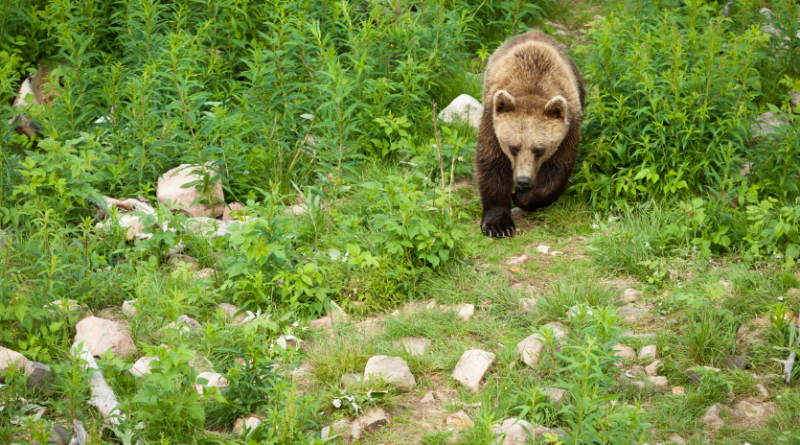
[475,123,515,238]
[513,160,573,212]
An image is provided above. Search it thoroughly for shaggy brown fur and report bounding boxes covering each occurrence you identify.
[475,30,585,237]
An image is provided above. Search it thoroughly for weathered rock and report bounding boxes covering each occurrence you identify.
[341,373,363,388]
[737,316,770,350]
[363,355,415,391]
[393,337,429,357]
[0,346,33,376]
[452,349,495,392]
[95,214,147,240]
[621,288,642,303]
[74,317,136,358]
[157,163,224,218]
[536,245,550,254]
[309,316,332,329]
[234,416,262,437]
[223,202,245,222]
[46,299,92,317]
[672,386,686,395]
[618,305,648,323]
[648,376,669,387]
[725,354,751,370]
[456,303,475,321]
[669,434,686,444]
[328,419,352,441]
[756,383,770,398]
[351,407,389,439]
[752,111,791,138]
[516,334,546,367]
[169,254,200,272]
[702,404,724,430]
[550,251,563,256]
[791,91,800,115]
[506,255,528,265]
[286,204,308,216]
[734,400,771,418]
[438,94,483,129]
[491,418,535,445]
[194,372,229,394]
[218,303,246,323]
[645,361,661,376]
[26,361,53,392]
[31,424,71,445]
[327,300,348,325]
[446,410,474,428]
[177,314,202,330]
[194,268,216,280]
[276,335,299,349]
[612,344,636,359]
[130,356,158,377]
[639,345,657,360]
[420,391,436,404]
[520,297,537,311]
[121,300,137,317]
[540,387,567,406]
[510,207,529,218]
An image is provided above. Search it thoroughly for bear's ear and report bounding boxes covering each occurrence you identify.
[543,96,568,121]
[493,90,516,114]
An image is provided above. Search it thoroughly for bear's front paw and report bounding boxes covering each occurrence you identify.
[480,211,516,238]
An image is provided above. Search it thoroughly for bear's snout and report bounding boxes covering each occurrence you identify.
[515,176,532,187]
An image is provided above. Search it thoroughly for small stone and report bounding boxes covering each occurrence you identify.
[622,288,643,303]
[536,245,550,254]
[491,418,535,445]
[752,111,791,138]
[26,362,52,392]
[567,305,593,319]
[169,254,200,272]
[393,337,429,357]
[510,207,528,217]
[194,372,229,394]
[516,334,545,366]
[0,346,33,376]
[446,411,474,428]
[130,356,158,377]
[218,303,247,323]
[438,94,483,129]
[451,349,495,392]
[639,345,657,360]
[194,268,216,280]
[735,400,769,418]
[756,383,769,398]
[46,299,92,317]
[330,419,352,441]
[702,404,724,429]
[177,314,202,330]
[233,416,262,437]
[506,255,528,265]
[669,434,686,444]
[276,335,299,349]
[73,317,136,358]
[612,344,636,359]
[550,251,563,256]
[421,422,435,431]
[420,391,436,404]
[618,305,648,323]
[672,386,686,395]
[157,163,224,218]
[648,376,669,387]
[790,92,800,115]
[351,407,389,439]
[223,202,244,222]
[363,355,415,391]
[327,300,348,325]
[121,300,137,317]
[725,354,751,370]
[685,370,701,384]
[309,316,332,329]
[645,361,661,376]
[456,303,475,321]
[540,387,567,406]
[341,373,363,388]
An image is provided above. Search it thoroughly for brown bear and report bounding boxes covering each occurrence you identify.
[475,30,585,237]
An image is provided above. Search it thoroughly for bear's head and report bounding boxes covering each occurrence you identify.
[491,89,569,188]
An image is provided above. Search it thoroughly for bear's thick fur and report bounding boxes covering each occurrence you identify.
[475,31,585,237]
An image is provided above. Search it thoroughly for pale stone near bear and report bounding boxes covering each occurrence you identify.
[0,347,33,375]
[327,300,348,325]
[456,303,475,321]
[363,355,415,391]
[157,163,224,217]
[452,349,495,392]
[394,337,429,357]
[130,356,158,377]
[351,407,389,439]
[612,344,635,359]
[223,202,244,221]
[491,418,535,445]
[446,411,474,428]
[194,372,229,394]
[648,376,668,387]
[516,334,545,366]
[121,299,137,316]
[438,94,483,129]
[639,345,657,359]
[234,416,262,437]
[74,317,136,358]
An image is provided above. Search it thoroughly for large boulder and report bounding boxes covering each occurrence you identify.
[73,317,136,358]
[438,94,483,129]
[157,163,224,217]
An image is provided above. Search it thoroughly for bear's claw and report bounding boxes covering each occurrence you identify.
[481,221,516,238]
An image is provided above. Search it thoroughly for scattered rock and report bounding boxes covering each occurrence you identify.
[130,356,158,377]
[639,345,657,360]
[737,316,770,351]
[286,204,308,216]
[618,305,649,323]
[223,202,245,221]
[169,254,200,272]
[540,387,567,406]
[328,419,352,441]
[734,400,771,418]
[536,245,550,254]
[421,422,435,431]
[756,383,769,398]
[45,299,92,317]
[157,163,224,218]
[752,111,791,139]
[194,372,229,394]
[121,300,137,317]
[95,214,147,240]
[26,361,53,392]
[276,335,299,349]
[218,303,246,324]
[726,354,751,370]
[612,344,636,359]
[438,94,483,129]
[510,207,528,218]
[176,314,202,330]
[669,434,686,444]
[550,251,563,256]
[194,268,216,280]
[491,418,535,445]
[392,337,429,357]
[363,355,415,391]
[648,376,669,387]
[446,411,474,428]
[506,255,528,265]
[341,373,363,388]
[702,404,724,430]
[420,391,436,404]
[672,386,686,395]
[621,288,643,303]
[645,361,661,376]
[309,316,332,329]
[74,317,136,359]
[520,297,537,311]
[456,303,475,321]
[0,346,33,376]
[327,300,348,325]
[452,349,495,392]
[233,415,262,437]
[351,407,389,440]
[567,305,593,319]
[790,91,800,115]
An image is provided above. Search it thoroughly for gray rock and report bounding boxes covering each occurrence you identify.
[327,300,348,325]
[702,404,724,429]
[756,383,769,398]
[540,387,567,406]
[446,410,474,428]
[194,372,229,394]
[0,346,33,376]
[73,317,136,358]
[516,334,546,366]
[363,355,415,391]
[309,316,332,329]
[420,391,436,404]
[121,299,137,317]
[351,407,389,439]
[392,337,429,357]
[438,94,483,129]
[130,356,158,377]
[223,202,244,221]
[218,303,246,323]
[725,354,751,370]
[645,361,661,376]
[618,305,649,323]
[157,163,224,218]
[669,434,686,444]
[791,91,800,115]
[456,303,475,321]
[752,111,791,138]
[452,349,495,392]
[639,345,657,360]
[648,376,669,387]
[233,416,262,437]
[26,361,53,392]
[177,314,202,330]
[341,373,363,388]
[169,254,200,272]
[491,418,535,445]
[621,288,642,303]
[612,344,636,359]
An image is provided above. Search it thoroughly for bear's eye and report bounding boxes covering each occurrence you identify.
[534,148,545,157]
[509,145,520,156]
